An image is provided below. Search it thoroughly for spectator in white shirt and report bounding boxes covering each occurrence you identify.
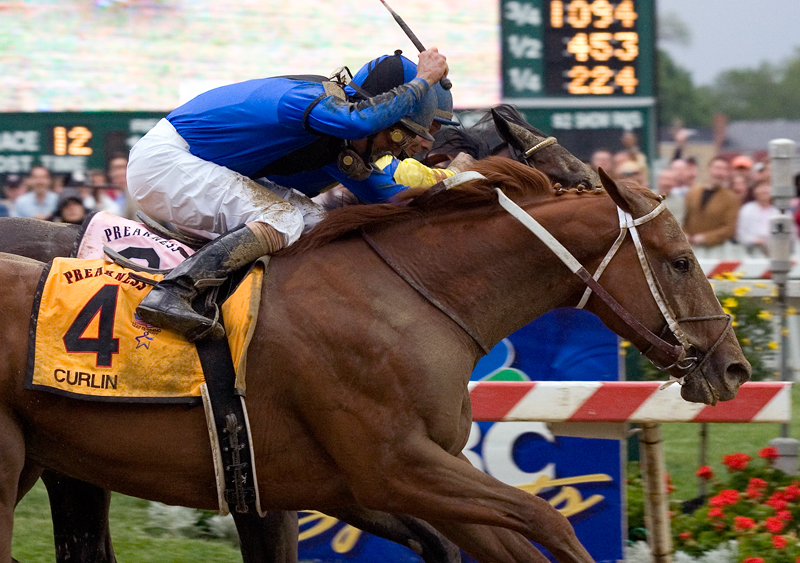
[15,166,58,220]
[736,181,781,257]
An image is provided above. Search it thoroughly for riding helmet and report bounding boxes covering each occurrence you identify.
[351,51,438,142]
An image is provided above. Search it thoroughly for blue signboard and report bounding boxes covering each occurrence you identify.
[297,308,624,563]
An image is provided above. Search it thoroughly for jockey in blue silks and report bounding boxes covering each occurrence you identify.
[128,49,449,341]
[273,51,469,208]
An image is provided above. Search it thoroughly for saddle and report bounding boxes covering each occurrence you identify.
[71,211,263,515]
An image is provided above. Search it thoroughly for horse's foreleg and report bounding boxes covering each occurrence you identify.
[232,511,298,563]
[325,506,461,563]
[0,411,25,563]
[333,437,594,563]
[422,454,562,563]
[40,471,116,563]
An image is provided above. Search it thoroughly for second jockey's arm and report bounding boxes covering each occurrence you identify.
[414,48,449,87]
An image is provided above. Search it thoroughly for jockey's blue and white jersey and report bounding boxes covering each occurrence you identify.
[166,76,429,202]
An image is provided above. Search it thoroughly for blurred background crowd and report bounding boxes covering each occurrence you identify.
[588,128,799,260]
[0,152,137,225]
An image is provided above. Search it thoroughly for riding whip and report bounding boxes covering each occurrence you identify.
[377,0,452,90]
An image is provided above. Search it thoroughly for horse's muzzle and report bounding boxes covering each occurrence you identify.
[680,359,751,405]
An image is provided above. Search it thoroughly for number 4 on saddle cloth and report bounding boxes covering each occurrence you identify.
[25,256,264,403]
[28,211,268,514]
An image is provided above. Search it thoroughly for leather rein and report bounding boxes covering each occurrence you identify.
[361,173,732,388]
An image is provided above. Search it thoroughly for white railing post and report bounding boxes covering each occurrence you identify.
[769,138,797,443]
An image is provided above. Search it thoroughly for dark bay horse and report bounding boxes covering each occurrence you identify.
[427,104,601,191]
[2,158,748,563]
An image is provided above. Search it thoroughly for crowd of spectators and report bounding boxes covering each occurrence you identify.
[3,130,799,262]
[0,152,137,226]
[589,129,800,260]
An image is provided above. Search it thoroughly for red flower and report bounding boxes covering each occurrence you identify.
[679,531,692,541]
[708,507,725,518]
[746,478,768,499]
[760,446,780,460]
[742,558,764,563]
[766,493,789,511]
[664,473,676,494]
[773,535,788,549]
[709,489,740,507]
[785,484,800,500]
[765,516,785,533]
[695,465,714,479]
[778,510,793,521]
[722,452,751,471]
[734,516,756,531]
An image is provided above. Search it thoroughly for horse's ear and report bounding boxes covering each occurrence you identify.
[491,108,535,153]
[599,167,632,214]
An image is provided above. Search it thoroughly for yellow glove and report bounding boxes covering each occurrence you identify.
[375,155,455,188]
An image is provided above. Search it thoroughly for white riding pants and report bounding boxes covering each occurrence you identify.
[127,118,305,245]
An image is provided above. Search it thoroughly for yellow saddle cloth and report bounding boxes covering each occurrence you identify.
[25,257,264,403]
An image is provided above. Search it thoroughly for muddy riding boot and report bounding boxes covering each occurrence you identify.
[136,223,285,341]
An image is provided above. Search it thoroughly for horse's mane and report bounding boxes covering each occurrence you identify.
[279,156,554,255]
[430,126,496,160]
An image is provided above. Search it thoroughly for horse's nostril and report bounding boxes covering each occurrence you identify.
[726,362,751,385]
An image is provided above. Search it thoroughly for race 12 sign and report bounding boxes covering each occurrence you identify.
[297,309,625,563]
[0,112,165,176]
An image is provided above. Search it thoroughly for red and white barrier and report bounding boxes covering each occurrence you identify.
[468,381,791,423]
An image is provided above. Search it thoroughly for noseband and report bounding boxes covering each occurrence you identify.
[496,190,732,388]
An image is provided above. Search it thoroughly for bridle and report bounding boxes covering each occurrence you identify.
[524,136,558,159]
[361,172,732,391]
[495,189,733,388]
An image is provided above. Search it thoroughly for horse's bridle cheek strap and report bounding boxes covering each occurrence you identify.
[496,190,684,365]
[572,267,683,360]
[524,136,558,158]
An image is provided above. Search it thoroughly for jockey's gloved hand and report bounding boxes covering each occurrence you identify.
[446,152,476,175]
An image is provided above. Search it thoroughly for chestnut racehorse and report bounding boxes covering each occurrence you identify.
[11,104,603,563]
[2,158,748,563]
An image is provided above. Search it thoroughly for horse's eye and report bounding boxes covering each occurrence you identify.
[672,258,691,273]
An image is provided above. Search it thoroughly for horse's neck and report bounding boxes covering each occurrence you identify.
[373,193,618,352]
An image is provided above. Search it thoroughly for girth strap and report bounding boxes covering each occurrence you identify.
[196,317,262,515]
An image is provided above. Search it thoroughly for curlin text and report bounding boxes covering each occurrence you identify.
[54,369,118,390]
